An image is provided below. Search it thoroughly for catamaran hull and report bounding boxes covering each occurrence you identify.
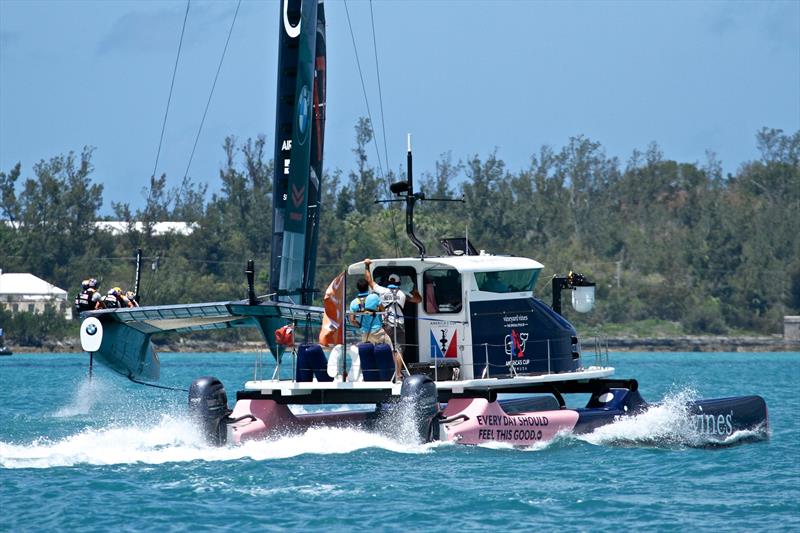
[223,392,768,447]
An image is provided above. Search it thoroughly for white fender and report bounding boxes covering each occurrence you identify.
[347,344,362,382]
[327,344,344,378]
[80,317,103,352]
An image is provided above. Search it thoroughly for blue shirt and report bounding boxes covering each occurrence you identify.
[350,296,383,334]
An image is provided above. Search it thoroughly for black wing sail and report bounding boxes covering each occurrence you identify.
[270,0,325,305]
[80,1,329,381]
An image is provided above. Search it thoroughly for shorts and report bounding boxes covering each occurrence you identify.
[383,325,406,354]
[363,329,393,351]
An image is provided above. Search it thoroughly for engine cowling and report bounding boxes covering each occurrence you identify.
[188,376,230,446]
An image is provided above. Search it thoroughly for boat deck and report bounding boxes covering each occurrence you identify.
[238,366,616,404]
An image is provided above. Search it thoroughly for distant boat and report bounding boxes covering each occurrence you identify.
[0,328,11,356]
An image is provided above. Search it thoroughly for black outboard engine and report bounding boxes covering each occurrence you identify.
[399,374,440,442]
[188,376,230,446]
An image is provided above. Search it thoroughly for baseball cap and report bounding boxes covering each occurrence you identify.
[388,273,400,288]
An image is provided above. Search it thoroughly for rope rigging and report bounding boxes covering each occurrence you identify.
[368,0,401,257]
[180,0,242,189]
[128,375,188,393]
[151,0,191,183]
[148,0,243,213]
[342,0,386,181]
[369,0,391,174]
[344,0,401,256]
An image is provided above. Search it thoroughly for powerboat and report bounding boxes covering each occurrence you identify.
[78,0,767,447]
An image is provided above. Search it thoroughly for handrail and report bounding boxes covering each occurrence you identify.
[258,336,613,384]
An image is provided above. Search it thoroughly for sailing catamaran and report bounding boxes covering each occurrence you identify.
[78,0,768,447]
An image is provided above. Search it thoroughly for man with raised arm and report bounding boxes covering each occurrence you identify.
[364,258,422,380]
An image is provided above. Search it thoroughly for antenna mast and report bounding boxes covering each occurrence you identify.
[377,134,464,258]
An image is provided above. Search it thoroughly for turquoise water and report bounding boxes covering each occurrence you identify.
[1,352,798,531]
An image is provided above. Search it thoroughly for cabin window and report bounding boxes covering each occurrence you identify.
[423,268,462,314]
[475,269,540,293]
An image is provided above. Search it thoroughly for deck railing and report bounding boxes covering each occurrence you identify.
[254,332,613,384]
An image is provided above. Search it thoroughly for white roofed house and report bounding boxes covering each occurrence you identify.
[0,270,72,320]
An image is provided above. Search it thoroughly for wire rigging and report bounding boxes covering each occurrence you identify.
[151,0,191,182]
[342,0,386,181]
[181,0,242,187]
[369,0,390,173]
[344,0,401,255]
[368,0,400,257]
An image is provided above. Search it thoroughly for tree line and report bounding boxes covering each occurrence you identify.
[1,122,798,343]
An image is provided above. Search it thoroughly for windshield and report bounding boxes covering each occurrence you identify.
[474,269,540,293]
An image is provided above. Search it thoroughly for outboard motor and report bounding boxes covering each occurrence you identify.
[399,374,440,442]
[188,376,230,446]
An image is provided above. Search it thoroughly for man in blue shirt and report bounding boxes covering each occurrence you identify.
[349,277,398,379]
[364,259,421,374]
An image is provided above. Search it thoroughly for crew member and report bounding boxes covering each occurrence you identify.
[74,278,101,315]
[349,278,398,379]
[101,287,125,309]
[125,291,139,307]
[364,258,421,374]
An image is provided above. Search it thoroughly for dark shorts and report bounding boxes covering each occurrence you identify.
[383,325,406,353]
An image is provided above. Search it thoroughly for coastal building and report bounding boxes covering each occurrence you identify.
[785,316,800,342]
[0,270,71,320]
[3,220,196,236]
[93,221,196,236]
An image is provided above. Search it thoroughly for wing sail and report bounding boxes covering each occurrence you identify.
[270,0,326,305]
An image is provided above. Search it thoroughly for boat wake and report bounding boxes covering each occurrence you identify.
[577,388,767,449]
[1,386,767,469]
[0,414,441,469]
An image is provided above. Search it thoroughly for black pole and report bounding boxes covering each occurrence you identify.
[134,248,142,304]
[406,135,426,258]
[246,260,257,305]
[551,276,567,315]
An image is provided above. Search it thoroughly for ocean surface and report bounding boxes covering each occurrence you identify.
[1,351,798,532]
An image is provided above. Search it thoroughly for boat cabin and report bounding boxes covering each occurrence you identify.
[347,252,583,381]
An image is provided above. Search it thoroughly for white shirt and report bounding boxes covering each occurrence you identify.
[373,284,407,327]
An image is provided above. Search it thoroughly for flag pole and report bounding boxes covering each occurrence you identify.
[341,270,347,379]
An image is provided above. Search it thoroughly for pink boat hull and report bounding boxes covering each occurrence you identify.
[226,397,579,446]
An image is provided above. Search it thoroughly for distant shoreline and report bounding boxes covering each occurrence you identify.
[6,335,799,354]
[600,335,799,353]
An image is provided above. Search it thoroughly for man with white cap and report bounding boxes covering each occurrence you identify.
[364,258,421,379]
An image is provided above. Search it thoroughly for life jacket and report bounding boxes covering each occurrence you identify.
[74,288,96,313]
[352,295,367,327]
[384,288,403,326]
[352,295,376,332]
[362,294,382,332]
[103,292,120,309]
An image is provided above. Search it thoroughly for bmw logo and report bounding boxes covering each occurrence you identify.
[297,85,310,144]
[86,323,97,335]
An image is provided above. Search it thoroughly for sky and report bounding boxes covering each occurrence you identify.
[1,0,798,214]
